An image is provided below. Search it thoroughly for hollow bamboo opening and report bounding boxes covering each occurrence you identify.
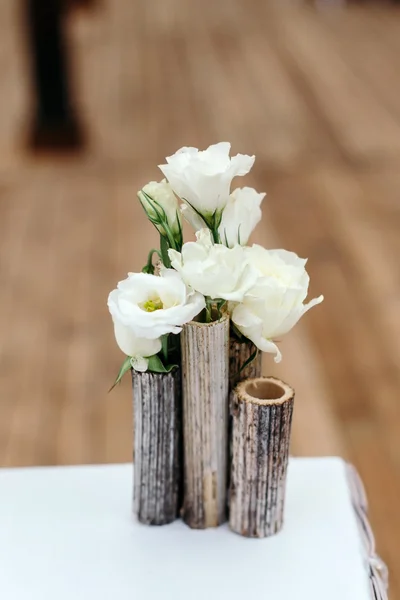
[236,376,294,406]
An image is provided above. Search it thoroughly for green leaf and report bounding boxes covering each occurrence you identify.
[108,356,132,392]
[147,354,177,374]
[160,234,171,268]
[239,348,258,375]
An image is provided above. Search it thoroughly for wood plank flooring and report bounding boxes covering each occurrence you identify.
[0,0,399,594]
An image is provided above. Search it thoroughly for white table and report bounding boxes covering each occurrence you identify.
[0,457,387,600]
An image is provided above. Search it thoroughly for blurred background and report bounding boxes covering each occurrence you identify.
[0,0,399,593]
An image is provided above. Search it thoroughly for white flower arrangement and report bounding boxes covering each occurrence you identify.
[108,142,323,385]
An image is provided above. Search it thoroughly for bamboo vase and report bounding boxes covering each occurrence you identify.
[132,368,182,525]
[230,376,294,538]
[229,337,262,390]
[181,314,230,528]
[228,338,262,510]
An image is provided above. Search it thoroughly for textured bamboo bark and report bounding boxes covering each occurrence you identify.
[229,338,262,390]
[181,314,230,528]
[230,376,294,538]
[132,368,182,525]
[227,338,262,513]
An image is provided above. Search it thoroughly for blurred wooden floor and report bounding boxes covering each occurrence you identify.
[0,0,400,593]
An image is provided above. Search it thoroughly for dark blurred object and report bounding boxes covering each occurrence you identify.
[25,0,84,151]
[67,0,98,8]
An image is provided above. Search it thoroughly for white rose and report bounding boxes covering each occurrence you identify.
[159,142,255,222]
[168,229,258,302]
[231,246,323,362]
[108,269,205,370]
[219,187,265,248]
[138,180,182,239]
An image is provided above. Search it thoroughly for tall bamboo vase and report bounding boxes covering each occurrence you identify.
[181,314,230,528]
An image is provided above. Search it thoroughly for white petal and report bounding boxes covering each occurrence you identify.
[230,187,266,207]
[269,249,308,270]
[159,291,205,325]
[304,294,324,312]
[159,267,183,284]
[113,320,161,357]
[207,141,231,155]
[232,305,283,362]
[159,144,255,216]
[229,153,255,177]
[270,341,283,363]
[130,356,149,373]
[165,146,198,164]
[219,187,265,247]
[232,302,260,329]
[195,228,214,248]
[272,295,324,338]
[168,248,183,271]
[113,320,139,355]
[180,203,207,231]
[158,164,196,206]
[254,338,282,362]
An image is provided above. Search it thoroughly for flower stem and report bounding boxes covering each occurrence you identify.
[205,298,213,323]
[216,299,227,319]
[142,248,162,275]
[211,228,220,244]
[160,234,171,268]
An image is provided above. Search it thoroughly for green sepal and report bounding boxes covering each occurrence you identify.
[147,354,177,374]
[109,356,132,392]
[223,228,229,247]
[175,209,183,250]
[237,224,242,246]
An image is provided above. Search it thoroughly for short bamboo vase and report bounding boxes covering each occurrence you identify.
[230,376,294,538]
[181,314,230,529]
[132,368,182,525]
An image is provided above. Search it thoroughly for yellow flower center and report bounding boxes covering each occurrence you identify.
[141,297,164,312]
